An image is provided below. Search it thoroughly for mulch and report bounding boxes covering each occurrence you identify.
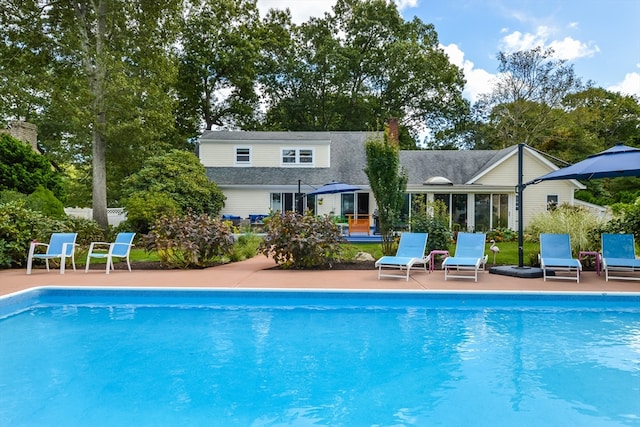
[103,260,379,271]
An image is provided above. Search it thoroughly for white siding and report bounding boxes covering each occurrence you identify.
[476,150,577,227]
[200,141,330,168]
[221,190,272,218]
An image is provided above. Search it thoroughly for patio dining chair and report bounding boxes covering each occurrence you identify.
[375,232,428,281]
[85,232,136,274]
[601,233,640,282]
[26,232,78,274]
[442,232,488,282]
[540,233,582,282]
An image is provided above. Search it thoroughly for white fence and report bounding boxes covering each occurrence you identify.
[64,207,127,226]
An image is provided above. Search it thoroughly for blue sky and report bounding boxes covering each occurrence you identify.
[258,0,640,102]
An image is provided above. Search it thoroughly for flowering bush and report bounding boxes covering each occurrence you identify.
[258,212,344,269]
[144,211,234,269]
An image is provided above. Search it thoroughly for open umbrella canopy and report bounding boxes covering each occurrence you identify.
[307,181,361,195]
[528,144,640,185]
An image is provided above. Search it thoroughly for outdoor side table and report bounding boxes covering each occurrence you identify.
[578,251,600,275]
[429,250,450,273]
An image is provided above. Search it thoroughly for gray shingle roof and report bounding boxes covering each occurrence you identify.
[200,131,517,187]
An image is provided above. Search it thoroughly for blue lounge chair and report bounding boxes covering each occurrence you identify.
[442,232,487,282]
[85,232,136,274]
[540,233,582,282]
[375,233,428,281]
[601,233,640,282]
[26,232,78,274]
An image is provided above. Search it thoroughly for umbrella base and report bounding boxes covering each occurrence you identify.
[489,265,545,279]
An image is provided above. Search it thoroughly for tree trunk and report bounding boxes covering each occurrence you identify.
[76,0,109,230]
[92,117,108,229]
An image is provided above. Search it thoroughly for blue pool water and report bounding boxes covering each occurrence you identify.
[1,288,639,426]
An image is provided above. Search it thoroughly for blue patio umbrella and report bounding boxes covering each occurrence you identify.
[495,143,640,275]
[527,144,640,184]
[307,181,361,195]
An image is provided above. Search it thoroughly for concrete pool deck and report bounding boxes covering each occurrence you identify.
[2,255,640,296]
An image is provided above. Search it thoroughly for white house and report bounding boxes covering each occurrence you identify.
[198,130,586,232]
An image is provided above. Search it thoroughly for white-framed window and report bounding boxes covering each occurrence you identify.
[235,147,251,166]
[547,195,558,210]
[281,148,314,166]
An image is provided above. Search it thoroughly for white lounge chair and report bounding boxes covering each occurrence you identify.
[442,232,487,282]
[540,233,582,282]
[26,232,77,274]
[85,232,136,274]
[375,233,428,281]
[601,233,640,282]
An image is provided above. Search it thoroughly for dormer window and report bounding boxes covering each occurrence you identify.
[281,148,314,166]
[235,147,251,166]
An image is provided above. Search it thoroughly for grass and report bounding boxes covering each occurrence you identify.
[82,239,542,268]
[345,241,541,266]
[74,247,160,267]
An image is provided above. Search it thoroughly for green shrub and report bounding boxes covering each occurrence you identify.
[0,190,27,205]
[258,212,344,269]
[143,211,234,269]
[0,200,66,268]
[598,197,640,242]
[410,199,451,253]
[122,150,225,219]
[525,203,605,253]
[124,191,180,234]
[26,185,66,218]
[487,227,518,242]
[61,216,105,247]
[1,187,65,218]
[0,133,65,200]
[230,233,262,262]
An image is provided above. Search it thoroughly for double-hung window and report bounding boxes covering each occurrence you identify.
[235,147,251,166]
[281,148,314,166]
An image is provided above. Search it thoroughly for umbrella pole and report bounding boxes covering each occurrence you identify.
[517,144,525,268]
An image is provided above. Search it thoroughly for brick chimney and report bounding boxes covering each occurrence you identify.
[3,120,39,152]
[386,117,399,146]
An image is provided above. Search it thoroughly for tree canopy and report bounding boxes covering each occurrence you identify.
[257,0,468,148]
[0,0,182,228]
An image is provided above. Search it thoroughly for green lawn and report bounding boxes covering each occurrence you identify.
[348,241,541,266]
[75,247,161,266]
[92,240,542,268]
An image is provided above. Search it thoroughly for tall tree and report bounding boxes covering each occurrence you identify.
[258,0,468,147]
[471,47,584,150]
[0,0,181,228]
[175,0,263,135]
[364,128,407,255]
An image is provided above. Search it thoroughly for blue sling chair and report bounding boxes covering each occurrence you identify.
[375,233,429,281]
[539,233,582,283]
[26,232,77,274]
[442,232,488,282]
[601,233,640,282]
[85,232,136,274]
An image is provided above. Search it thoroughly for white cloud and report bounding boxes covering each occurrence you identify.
[608,72,640,98]
[549,37,600,61]
[442,43,496,103]
[500,25,599,61]
[395,0,418,9]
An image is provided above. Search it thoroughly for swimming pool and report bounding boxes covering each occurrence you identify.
[1,288,639,426]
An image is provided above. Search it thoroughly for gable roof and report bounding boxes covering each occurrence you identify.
[201,131,375,186]
[199,131,578,189]
[400,147,515,185]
